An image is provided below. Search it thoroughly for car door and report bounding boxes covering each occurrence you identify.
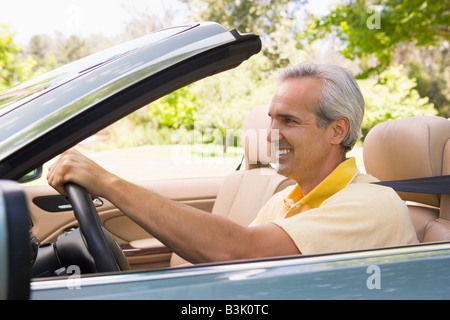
[20,96,247,270]
[21,106,247,270]
[23,176,225,270]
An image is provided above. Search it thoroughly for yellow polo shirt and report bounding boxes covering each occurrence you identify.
[250,158,418,255]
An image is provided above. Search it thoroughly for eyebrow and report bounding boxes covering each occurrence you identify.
[269,112,302,122]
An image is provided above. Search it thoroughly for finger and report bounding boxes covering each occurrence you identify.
[47,151,77,196]
[47,165,68,197]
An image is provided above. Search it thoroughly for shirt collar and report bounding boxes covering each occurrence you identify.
[284,157,359,210]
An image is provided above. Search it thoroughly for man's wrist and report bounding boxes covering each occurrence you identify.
[97,172,122,199]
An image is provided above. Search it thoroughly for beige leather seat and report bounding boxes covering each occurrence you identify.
[363,116,450,243]
[170,105,295,266]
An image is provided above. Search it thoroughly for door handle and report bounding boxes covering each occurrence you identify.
[58,197,103,210]
[33,195,103,212]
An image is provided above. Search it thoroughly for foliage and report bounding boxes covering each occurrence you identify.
[304,0,449,117]
[405,47,450,117]
[26,34,92,71]
[190,53,279,151]
[0,25,39,90]
[56,35,91,64]
[359,65,437,137]
[305,0,449,77]
[183,0,308,69]
[147,86,197,130]
[2,1,447,154]
[93,87,198,149]
[26,34,59,71]
[193,54,276,128]
[184,0,306,35]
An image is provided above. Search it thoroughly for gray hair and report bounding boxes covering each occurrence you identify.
[277,63,365,153]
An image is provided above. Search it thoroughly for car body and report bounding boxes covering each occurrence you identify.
[0,22,449,301]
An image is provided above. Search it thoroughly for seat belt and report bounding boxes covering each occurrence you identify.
[235,155,244,171]
[374,175,450,195]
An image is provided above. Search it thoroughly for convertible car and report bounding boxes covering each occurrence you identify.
[0,22,449,301]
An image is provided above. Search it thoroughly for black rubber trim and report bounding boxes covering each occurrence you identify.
[0,180,30,299]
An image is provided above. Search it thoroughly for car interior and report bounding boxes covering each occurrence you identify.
[20,105,450,275]
[363,116,450,243]
[24,104,295,272]
[170,105,296,266]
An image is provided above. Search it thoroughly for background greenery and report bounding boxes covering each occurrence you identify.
[1,0,448,154]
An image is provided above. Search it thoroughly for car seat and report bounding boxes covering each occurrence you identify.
[170,105,295,266]
[363,116,450,242]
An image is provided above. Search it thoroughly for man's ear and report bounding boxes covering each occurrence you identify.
[330,117,349,145]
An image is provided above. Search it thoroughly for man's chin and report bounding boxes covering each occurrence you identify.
[274,163,289,176]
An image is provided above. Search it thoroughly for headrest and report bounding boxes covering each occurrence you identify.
[242,105,272,169]
[363,116,450,207]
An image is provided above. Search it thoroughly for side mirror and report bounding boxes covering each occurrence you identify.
[0,180,30,300]
[18,167,43,184]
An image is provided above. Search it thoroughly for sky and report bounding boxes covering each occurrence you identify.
[0,0,184,44]
[0,0,336,45]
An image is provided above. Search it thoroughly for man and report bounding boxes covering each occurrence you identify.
[249,63,419,254]
[47,63,418,264]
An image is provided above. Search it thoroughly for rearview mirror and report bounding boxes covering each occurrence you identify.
[18,167,43,184]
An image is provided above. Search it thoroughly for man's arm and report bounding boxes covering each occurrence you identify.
[47,149,300,264]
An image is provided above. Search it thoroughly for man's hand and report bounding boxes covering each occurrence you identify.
[47,149,114,197]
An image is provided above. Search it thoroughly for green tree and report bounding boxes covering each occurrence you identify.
[190,53,279,153]
[98,87,198,148]
[0,25,38,91]
[184,0,308,69]
[359,64,437,137]
[57,35,91,64]
[148,86,197,130]
[405,46,450,117]
[184,0,307,35]
[173,0,314,152]
[305,0,449,77]
[26,34,55,70]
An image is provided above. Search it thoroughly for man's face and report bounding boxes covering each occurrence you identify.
[267,77,334,184]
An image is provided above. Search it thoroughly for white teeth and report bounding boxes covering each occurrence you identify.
[277,149,291,155]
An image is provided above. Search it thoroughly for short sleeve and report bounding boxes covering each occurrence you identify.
[248,185,294,227]
[272,183,418,255]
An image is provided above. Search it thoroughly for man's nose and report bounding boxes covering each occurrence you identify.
[267,125,281,143]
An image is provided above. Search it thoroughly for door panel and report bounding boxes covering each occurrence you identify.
[24,177,223,270]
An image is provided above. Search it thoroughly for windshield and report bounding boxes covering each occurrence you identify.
[0,25,192,117]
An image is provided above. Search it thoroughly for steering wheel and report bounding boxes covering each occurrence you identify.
[65,183,129,273]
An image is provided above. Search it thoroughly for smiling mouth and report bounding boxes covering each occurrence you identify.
[276,148,292,157]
